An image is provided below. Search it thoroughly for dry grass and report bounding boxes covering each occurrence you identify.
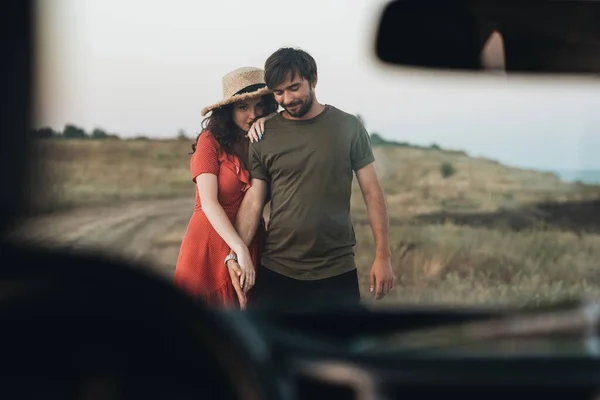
[354,223,600,307]
[28,139,194,212]
[29,139,600,307]
[349,146,600,306]
[357,146,592,218]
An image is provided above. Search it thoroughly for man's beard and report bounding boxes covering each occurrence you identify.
[284,92,314,118]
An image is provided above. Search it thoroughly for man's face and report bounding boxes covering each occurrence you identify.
[271,73,315,118]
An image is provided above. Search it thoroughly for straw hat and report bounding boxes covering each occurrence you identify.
[201,66,272,117]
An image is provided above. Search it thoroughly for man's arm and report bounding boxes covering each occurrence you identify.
[355,162,395,299]
[235,178,268,246]
[226,138,270,293]
[226,178,267,259]
[225,178,267,292]
[238,140,270,247]
[355,162,391,259]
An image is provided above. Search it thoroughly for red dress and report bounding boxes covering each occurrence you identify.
[174,131,265,308]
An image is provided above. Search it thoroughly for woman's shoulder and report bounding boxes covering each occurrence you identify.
[195,130,221,149]
[197,130,218,143]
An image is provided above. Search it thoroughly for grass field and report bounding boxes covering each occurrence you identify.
[28,139,195,212]
[26,138,600,307]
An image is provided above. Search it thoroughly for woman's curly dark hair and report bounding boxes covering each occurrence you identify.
[191,93,278,155]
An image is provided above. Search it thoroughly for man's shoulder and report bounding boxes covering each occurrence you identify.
[322,106,364,137]
[326,105,361,123]
[251,116,283,152]
[264,113,283,129]
[325,105,363,131]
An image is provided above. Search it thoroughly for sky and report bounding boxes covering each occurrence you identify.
[35,0,600,171]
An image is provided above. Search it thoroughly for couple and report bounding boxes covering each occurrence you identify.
[174,47,395,310]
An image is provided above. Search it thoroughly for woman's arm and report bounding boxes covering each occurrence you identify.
[196,173,256,305]
[196,173,250,257]
[190,133,256,306]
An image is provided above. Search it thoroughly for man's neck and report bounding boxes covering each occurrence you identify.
[282,101,326,121]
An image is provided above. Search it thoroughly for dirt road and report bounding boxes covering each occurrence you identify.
[7,197,196,279]
[4,148,390,280]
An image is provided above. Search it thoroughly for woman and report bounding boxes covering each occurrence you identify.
[173,66,278,309]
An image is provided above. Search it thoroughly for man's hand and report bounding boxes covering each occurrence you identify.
[236,249,256,293]
[226,259,247,309]
[370,257,396,300]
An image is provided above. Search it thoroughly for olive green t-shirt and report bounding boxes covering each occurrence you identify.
[249,105,375,280]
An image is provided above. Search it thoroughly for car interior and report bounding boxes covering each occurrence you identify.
[2,0,600,399]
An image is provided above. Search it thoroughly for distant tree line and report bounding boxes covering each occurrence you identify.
[31,116,443,152]
[355,113,444,151]
[30,124,193,141]
[369,132,442,151]
[30,124,121,140]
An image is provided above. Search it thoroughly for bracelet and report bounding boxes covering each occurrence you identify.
[224,253,237,267]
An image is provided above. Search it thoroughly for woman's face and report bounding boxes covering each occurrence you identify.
[232,97,266,132]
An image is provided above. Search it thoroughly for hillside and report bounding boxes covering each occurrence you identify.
[29,139,195,212]
[22,139,600,307]
[29,138,596,213]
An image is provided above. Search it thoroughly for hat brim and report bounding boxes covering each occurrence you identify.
[201,86,273,117]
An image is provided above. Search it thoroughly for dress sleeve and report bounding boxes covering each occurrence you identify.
[190,132,220,182]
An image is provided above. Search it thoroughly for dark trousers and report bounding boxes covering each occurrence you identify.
[248,265,361,311]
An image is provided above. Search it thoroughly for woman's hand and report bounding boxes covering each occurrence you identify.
[246,112,277,143]
[226,259,247,309]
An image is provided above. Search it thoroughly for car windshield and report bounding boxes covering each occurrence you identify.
[13,0,600,311]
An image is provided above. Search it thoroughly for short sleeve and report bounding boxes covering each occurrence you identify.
[249,143,269,182]
[350,118,375,171]
[190,133,219,182]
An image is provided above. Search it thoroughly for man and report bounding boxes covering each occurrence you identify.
[226,47,395,309]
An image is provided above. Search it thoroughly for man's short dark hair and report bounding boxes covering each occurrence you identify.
[264,47,317,89]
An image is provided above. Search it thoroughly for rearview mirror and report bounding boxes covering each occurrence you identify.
[374,0,600,74]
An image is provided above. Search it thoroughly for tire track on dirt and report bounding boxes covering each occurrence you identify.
[6,197,195,278]
[5,150,392,279]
